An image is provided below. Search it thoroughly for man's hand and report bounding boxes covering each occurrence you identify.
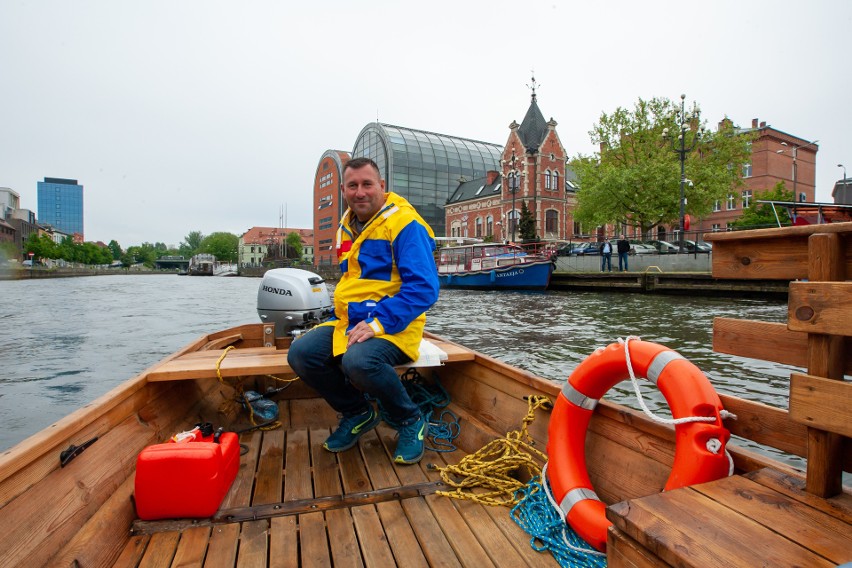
[346,321,376,347]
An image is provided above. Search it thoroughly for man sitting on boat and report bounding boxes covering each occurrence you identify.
[288,157,440,464]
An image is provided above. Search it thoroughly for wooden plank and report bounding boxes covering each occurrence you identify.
[716,394,808,459]
[359,430,430,568]
[237,428,285,568]
[278,428,317,568]
[146,352,294,382]
[289,398,339,429]
[713,317,808,368]
[49,474,138,568]
[804,232,846,498]
[744,468,852,524]
[137,531,180,568]
[373,426,462,568]
[374,426,492,567]
[201,333,244,350]
[693,475,852,564]
[146,340,473,382]
[705,221,852,280]
[607,484,835,567]
[170,526,212,567]
[112,534,150,568]
[789,281,852,337]
[338,445,398,567]
[310,428,364,568]
[606,527,665,568]
[789,373,852,438]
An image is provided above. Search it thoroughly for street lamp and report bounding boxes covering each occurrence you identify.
[503,149,520,243]
[663,94,703,253]
[776,139,819,200]
[839,163,847,184]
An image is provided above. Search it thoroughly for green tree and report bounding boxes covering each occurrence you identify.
[179,231,205,257]
[107,240,122,260]
[570,96,754,238]
[199,232,239,261]
[518,201,537,242]
[731,182,794,230]
[123,243,158,267]
[285,232,303,260]
[24,234,57,261]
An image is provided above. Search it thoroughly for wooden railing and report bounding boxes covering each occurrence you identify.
[706,222,852,497]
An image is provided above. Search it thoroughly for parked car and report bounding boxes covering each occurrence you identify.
[629,243,657,255]
[569,242,600,256]
[648,240,680,254]
[684,240,712,253]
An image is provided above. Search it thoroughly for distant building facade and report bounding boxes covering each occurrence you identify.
[445,89,576,243]
[686,118,818,236]
[313,150,350,266]
[239,226,313,267]
[37,177,84,239]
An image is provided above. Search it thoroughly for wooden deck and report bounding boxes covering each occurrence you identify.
[120,398,559,567]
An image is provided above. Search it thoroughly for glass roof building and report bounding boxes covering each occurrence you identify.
[352,123,503,236]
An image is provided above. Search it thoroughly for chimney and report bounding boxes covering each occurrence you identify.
[752,118,759,128]
[486,170,499,185]
[760,121,766,128]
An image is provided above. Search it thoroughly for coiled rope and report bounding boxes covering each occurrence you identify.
[512,469,606,567]
[434,395,551,507]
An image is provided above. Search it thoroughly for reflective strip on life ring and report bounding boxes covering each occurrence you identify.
[546,340,731,552]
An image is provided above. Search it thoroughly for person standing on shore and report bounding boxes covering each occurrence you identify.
[599,237,613,272]
[617,235,630,272]
[287,157,440,465]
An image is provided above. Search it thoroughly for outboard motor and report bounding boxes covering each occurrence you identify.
[257,268,333,338]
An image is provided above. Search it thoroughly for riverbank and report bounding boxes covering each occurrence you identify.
[0,267,177,280]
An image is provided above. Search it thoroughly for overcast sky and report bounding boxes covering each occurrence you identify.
[2,0,850,247]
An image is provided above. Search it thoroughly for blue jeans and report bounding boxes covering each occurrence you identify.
[618,251,629,271]
[287,325,420,426]
[600,253,612,271]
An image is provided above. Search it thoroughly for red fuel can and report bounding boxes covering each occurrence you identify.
[134,431,240,520]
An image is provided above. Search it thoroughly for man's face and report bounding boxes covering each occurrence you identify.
[343,164,386,222]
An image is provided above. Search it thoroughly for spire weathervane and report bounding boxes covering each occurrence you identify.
[526,72,538,102]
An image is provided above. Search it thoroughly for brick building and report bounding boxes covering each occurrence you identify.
[675,118,818,237]
[313,150,350,266]
[445,88,576,243]
[238,226,313,267]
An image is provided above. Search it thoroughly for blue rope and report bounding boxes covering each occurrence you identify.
[511,476,607,568]
[371,368,461,453]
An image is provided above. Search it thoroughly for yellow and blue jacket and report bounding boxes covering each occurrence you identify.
[324,192,439,361]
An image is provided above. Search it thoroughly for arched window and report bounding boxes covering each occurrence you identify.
[475,217,483,237]
[545,210,558,233]
[544,170,551,189]
[486,215,493,237]
[552,170,559,191]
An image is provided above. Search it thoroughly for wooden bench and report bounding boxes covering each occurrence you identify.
[145,339,476,382]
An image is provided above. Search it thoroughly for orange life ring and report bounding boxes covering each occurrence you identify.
[546,339,731,552]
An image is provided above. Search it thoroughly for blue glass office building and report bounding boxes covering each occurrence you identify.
[352,123,503,236]
[37,177,84,237]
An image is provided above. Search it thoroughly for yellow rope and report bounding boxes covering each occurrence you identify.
[435,395,551,507]
[214,345,291,431]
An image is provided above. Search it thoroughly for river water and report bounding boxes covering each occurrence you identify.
[0,274,794,454]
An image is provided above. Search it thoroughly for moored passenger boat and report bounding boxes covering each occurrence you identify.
[436,242,555,290]
[0,223,849,567]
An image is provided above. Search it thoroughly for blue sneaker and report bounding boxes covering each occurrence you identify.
[323,408,380,452]
[393,415,428,464]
